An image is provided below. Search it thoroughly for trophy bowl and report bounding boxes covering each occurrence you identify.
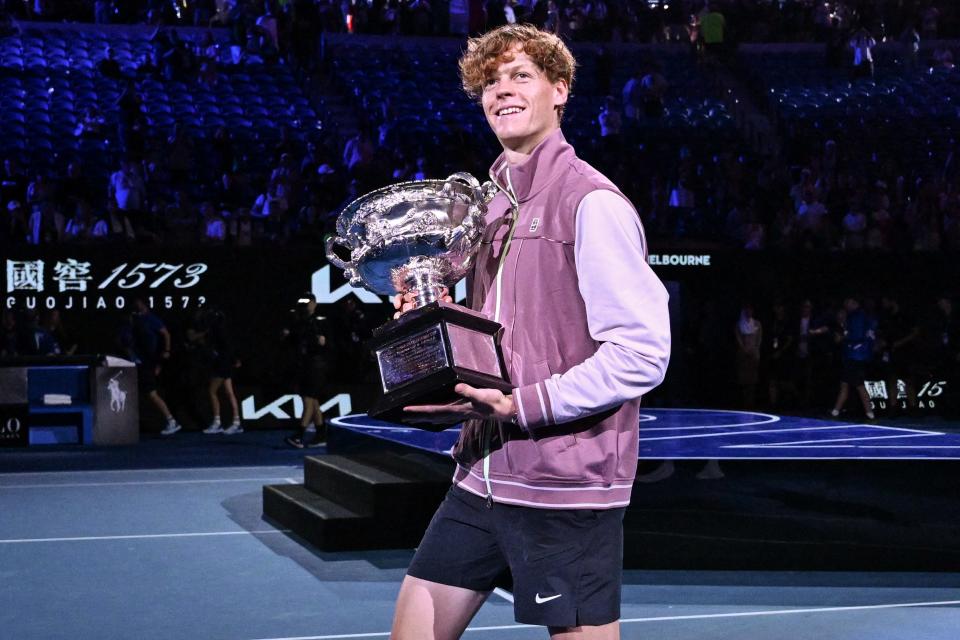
[325,173,512,430]
[326,172,497,307]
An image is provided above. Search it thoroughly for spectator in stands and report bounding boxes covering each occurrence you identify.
[108,159,146,237]
[735,302,762,409]
[64,201,95,243]
[543,0,560,34]
[42,310,77,356]
[194,0,218,27]
[597,95,622,142]
[932,47,955,70]
[201,202,227,243]
[621,68,643,122]
[74,106,106,139]
[920,2,940,39]
[4,200,27,244]
[795,299,829,409]
[27,203,63,245]
[796,188,829,245]
[18,311,60,356]
[115,81,145,156]
[251,179,288,221]
[849,26,877,80]
[256,2,280,51]
[931,295,959,416]
[2,158,28,205]
[0,8,21,36]
[342,130,376,175]
[841,202,868,249]
[830,297,876,420]
[166,123,196,189]
[878,295,921,415]
[97,47,124,80]
[699,1,726,61]
[640,62,668,119]
[900,23,921,72]
[825,17,846,68]
[1,311,17,357]
[766,302,796,410]
[25,174,54,208]
[668,177,695,212]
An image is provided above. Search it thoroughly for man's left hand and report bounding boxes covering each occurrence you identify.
[404,384,516,425]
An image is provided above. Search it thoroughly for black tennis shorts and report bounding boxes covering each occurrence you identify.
[407,484,626,628]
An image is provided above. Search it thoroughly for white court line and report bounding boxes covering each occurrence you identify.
[650,408,776,416]
[639,409,780,431]
[0,465,302,477]
[492,588,514,604]
[850,424,944,435]
[0,529,291,544]
[726,433,937,448]
[638,454,960,460]
[246,599,960,640]
[866,445,960,449]
[641,425,856,442]
[0,477,295,489]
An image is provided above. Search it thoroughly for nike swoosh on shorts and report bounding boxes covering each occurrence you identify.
[535,593,562,604]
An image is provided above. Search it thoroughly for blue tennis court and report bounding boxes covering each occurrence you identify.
[329,408,960,460]
[2,412,960,639]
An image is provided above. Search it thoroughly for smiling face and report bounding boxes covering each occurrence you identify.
[481,48,568,158]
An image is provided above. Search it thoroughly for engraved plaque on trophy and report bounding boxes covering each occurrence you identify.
[325,173,512,430]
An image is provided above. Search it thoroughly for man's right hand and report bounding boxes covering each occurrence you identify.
[392,288,452,319]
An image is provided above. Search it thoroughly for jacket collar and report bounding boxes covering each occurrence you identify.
[489,129,573,204]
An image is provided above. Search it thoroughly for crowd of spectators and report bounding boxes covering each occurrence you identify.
[4,0,959,43]
[1,1,959,251]
[670,293,960,417]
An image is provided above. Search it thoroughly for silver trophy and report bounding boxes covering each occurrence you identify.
[325,173,512,429]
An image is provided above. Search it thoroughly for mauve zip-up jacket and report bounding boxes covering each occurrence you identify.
[451,129,671,509]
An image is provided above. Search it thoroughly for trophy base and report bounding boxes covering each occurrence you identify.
[367,301,512,431]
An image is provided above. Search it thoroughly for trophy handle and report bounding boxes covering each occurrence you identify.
[444,172,481,189]
[325,235,353,271]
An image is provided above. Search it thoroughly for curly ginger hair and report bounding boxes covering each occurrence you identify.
[458,24,577,121]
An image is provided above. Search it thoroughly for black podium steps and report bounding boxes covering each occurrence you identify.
[263,453,453,551]
[262,483,374,551]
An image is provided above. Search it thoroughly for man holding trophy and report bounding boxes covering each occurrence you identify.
[327,24,671,640]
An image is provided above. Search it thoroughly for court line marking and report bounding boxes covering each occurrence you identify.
[637,454,960,460]
[641,420,781,432]
[866,445,960,449]
[246,599,960,639]
[0,477,296,489]
[639,410,780,431]
[641,425,856,442]
[846,424,944,435]
[0,465,303,477]
[492,588,514,604]
[726,433,937,448]
[0,529,292,544]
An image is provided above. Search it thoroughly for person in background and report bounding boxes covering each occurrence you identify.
[830,297,877,420]
[121,298,182,435]
[283,292,330,448]
[196,308,243,435]
[735,302,762,409]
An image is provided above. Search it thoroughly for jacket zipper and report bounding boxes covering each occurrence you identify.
[482,166,520,508]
